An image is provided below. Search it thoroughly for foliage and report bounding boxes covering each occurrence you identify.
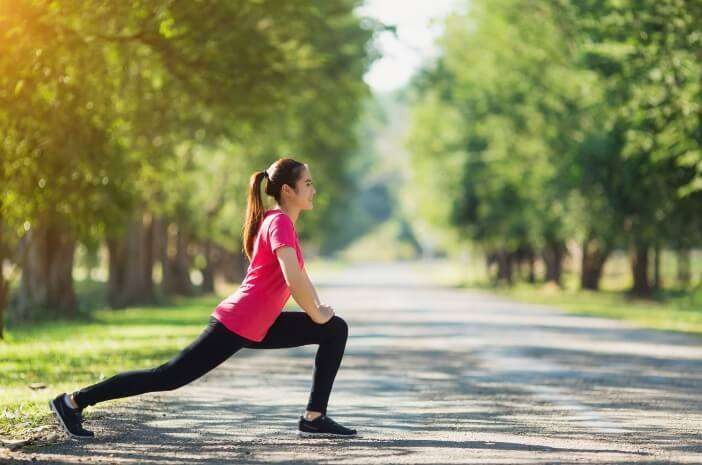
[406,0,702,290]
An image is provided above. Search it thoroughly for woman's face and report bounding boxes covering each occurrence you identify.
[284,165,316,210]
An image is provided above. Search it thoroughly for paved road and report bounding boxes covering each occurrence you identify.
[5,261,702,464]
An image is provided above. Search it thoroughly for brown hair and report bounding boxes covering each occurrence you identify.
[242,157,306,261]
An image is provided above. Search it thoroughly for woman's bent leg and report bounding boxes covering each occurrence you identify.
[247,312,349,415]
[73,317,246,409]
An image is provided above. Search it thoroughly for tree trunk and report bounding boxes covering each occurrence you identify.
[542,240,565,286]
[527,252,536,284]
[580,237,611,291]
[155,216,171,292]
[0,223,7,339]
[676,248,691,286]
[158,217,193,296]
[514,247,530,282]
[200,239,215,294]
[0,271,6,339]
[198,194,228,293]
[630,242,651,296]
[495,250,513,285]
[107,212,155,308]
[653,243,661,291]
[485,252,497,282]
[216,245,248,283]
[16,221,77,320]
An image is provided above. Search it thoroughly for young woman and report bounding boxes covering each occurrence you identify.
[50,158,356,438]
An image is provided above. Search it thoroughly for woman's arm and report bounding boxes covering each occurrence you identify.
[302,265,322,306]
[276,247,331,324]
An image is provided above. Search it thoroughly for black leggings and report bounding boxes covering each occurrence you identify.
[74,312,349,415]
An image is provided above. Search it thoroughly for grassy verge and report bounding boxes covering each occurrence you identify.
[492,285,702,336]
[412,259,702,337]
[0,257,339,441]
[0,295,218,440]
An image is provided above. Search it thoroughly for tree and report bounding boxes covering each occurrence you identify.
[407,0,702,294]
[0,0,379,318]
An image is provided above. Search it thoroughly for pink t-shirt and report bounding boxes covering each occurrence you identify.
[212,209,305,342]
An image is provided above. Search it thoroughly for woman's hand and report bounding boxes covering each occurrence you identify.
[317,304,335,324]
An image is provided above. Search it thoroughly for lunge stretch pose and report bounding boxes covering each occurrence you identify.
[50,158,356,438]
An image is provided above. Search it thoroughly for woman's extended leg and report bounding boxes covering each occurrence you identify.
[244,312,349,416]
[51,316,246,438]
[72,317,247,409]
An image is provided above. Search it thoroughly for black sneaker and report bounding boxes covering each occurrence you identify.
[49,393,95,439]
[298,414,357,438]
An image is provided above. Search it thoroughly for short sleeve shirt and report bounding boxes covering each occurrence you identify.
[212,209,304,341]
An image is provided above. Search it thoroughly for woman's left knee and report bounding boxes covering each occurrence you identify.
[327,315,348,338]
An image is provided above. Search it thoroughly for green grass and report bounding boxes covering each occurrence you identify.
[493,285,702,336]
[413,257,702,337]
[0,295,218,440]
[2,253,699,440]
[0,257,340,441]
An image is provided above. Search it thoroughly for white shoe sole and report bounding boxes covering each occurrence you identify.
[49,400,94,439]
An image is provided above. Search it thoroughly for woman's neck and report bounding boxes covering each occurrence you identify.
[274,204,300,224]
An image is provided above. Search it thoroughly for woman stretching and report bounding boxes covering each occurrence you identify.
[50,158,356,438]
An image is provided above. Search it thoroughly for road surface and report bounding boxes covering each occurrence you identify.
[4,261,701,464]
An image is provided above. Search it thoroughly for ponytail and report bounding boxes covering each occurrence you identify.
[241,158,305,261]
[242,171,269,261]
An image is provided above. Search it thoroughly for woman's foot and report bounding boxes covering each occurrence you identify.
[49,393,95,439]
[298,414,357,437]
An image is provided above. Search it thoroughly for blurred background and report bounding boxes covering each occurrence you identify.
[1,0,702,435]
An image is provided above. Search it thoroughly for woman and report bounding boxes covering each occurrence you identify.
[50,158,356,438]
